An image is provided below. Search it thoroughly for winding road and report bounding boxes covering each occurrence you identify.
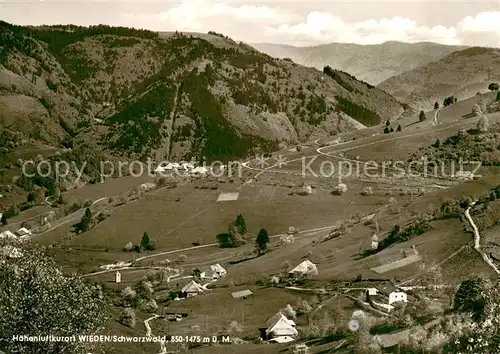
[464,203,500,275]
[82,224,338,277]
[434,108,440,125]
[243,113,476,184]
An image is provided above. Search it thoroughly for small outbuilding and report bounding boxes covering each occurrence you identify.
[231,289,253,299]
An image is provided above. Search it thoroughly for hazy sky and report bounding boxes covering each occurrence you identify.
[1,0,500,46]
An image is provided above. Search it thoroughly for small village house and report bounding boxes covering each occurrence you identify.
[15,227,31,237]
[155,162,182,174]
[179,162,195,171]
[261,312,298,342]
[191,166,209,177]
[115,271,121,283]
[155,162,174,173]
[161,308,190,321]
[196,263,227,281]
[388,290,408,305]
[231,289,253,299]
[1,245,23,258]
[181,280,204,298]
[289,260,318,277]
[210,263,227,277]
[139,182,156,191]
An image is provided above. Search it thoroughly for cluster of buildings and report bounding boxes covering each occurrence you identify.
[366,286,409,313]
[0,227,33,259]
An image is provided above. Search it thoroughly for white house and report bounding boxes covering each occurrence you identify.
[388,290,408,305]
[181,280,204,297]
[1,245,23,258]
[199,267,219,281]
[191,166,209,177]
[366,288,378,296]
[115,271,122,283]
[289,260,318,277]
[155,162,179,174]
[0,230,17,240]
[155,163,173,173]
[265,312,298,340]
[180,162,195,171]
[210,263,227,277]
[231,289,253,299]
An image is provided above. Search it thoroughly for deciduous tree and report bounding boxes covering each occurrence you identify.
[419,110,427,122]
[255,228,269,256]
[0,247,107,353]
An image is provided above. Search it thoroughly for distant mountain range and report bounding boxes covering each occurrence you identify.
[251,41,468,85]
[378,46,500,111]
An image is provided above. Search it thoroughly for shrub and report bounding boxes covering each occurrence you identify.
[361,186,373,196]
[281,304,297,319]
[444,96,456,106]
[119,308,136,328]
[454,276,488,320]
[419,110,426,122]
[121,286,136,302]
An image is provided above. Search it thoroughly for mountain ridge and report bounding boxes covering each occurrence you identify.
[251,41,468,85]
